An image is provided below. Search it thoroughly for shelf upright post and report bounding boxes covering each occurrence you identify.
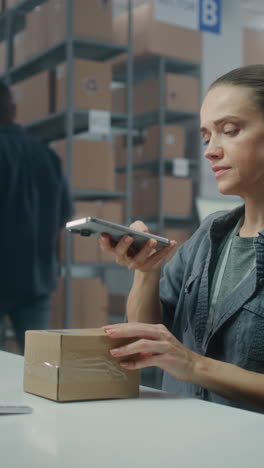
[158,56,166,235]
[64,0,74,328]
[125,0,133,226]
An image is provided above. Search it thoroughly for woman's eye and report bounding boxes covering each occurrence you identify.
[203,139,210,146]
[224,129,239,136]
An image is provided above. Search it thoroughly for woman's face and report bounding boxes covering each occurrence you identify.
[200,84,264,199]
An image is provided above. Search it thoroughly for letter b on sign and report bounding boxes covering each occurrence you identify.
[199,0,221,34]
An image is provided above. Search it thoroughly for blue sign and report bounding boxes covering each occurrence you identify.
[199,0,221,34]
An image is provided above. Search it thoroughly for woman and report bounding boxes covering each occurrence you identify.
[99,64,264,412]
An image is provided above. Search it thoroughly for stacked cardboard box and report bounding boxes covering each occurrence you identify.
[0,41,6,74]
[52,139,116,191]
[58,200,124,264]
[12,0,113,66]
[55,59,112,112]
[133,174,193,218]
[115,124,186,167]
[112,73,199,115]
[46,0,113,47]
[243,28,264,65]
[50,277,109,330]
[11,71,53,124]
[113,2,201,63]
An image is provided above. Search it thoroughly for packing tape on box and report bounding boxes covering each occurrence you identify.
[24,353,128,383]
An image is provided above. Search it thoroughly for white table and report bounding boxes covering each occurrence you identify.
[0,350,264,468]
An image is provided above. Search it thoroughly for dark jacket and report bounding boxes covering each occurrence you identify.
[0,123,73,300]
[160,205,264,411]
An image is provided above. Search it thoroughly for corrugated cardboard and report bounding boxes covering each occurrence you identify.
[0,40,6,74]
[113,2,201,63]
[243,28,264,65]
[134,74,199,114]
[13,31,28,66]
[112,74,199,115]
[144,124,186,159]
[133,175,193,217]
[53,139,115,190]
[55,59,111,112]
[46,0,113,47]
[11,71,52,124]
[24,328,139,401]
[26,3,49,58]
[56,200,124,264]
[115,125,186,166]
[50,277,109,330]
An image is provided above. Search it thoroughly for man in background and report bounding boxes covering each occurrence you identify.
[0,81,73,353]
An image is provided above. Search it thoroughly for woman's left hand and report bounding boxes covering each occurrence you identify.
[103,322,202,383]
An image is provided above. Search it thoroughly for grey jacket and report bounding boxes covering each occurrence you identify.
[160,205,264,411]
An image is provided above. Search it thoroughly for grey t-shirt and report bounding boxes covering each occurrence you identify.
[209,234,256,323]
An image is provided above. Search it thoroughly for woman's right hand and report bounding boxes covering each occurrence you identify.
[98,220,177,273]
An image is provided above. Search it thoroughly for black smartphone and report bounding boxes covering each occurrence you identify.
[66,217,170,251]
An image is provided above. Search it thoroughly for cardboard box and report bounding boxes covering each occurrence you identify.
[26,3,49,58]
[133,175,193,217]
[11,71,53,124]
[53,139,115,190]
[112,74,199,115]
[115,125,186,166]
[24,328,139,401]
[50,277,109,330]
[55,59,111,112]
[57,200,124,264]
[0,41,6,74]
[113,2,201,63]
[46,0,113,48]
[144,125,186,159]
[135,74,199,115]
[13,31,28,66]
[243,28,264,65]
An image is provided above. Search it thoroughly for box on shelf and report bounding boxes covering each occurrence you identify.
[134,74,199,115]
[11,71,53,124]
[115,125,186,166]
[112,74,199,115]
[115,135,145,167]
[57,200,124,264]
[24,328,139,401]
[46,0,113,48]
[113,2,201,63]
[55,59,111,112]
[13,31,28,67]
[53,139,115,191]
[25,2,49,58]
[50,277,109,330]
[243,28,264,65]
[0,41,6,74]
[133,174,193,217]
[144,124,186,159]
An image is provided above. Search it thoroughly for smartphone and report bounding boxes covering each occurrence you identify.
[66,217,170,252]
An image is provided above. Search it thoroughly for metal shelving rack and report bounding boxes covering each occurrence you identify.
[114,54,201,235]
[0,0,134,329]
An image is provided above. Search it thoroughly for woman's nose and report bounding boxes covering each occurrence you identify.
[204,142,224,160]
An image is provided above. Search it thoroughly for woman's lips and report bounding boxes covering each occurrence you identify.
[212,167,231,179]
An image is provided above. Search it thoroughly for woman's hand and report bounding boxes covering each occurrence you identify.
[98,220,177,273]
[103,322,202,383]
